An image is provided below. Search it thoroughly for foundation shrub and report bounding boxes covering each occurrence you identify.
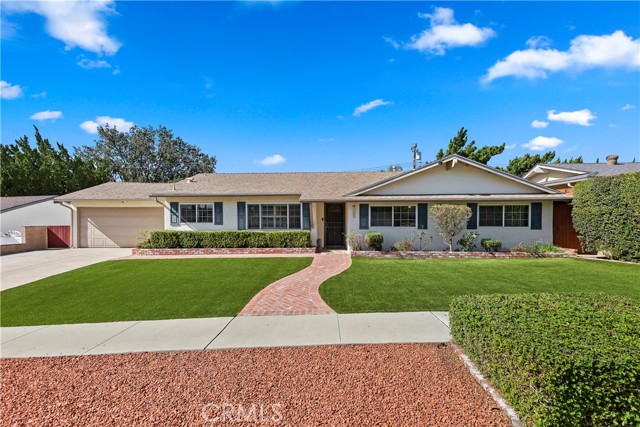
[480,238,502,252]
[364,232,384,251]
[139,230,311,248]
[451,293,640,427]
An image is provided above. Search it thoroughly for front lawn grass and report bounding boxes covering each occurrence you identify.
[0,258,312,326]
[320,258,640,313]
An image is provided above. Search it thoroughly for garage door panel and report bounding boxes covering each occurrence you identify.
[79,207,163,248]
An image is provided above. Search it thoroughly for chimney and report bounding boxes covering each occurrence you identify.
[606,154,619,165]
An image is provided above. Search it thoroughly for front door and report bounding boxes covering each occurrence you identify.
[553,202,582,252]
[324,203,345,247]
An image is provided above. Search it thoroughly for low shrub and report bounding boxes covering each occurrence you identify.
[480,238,502,252]
[345,232,363,251]
[391,240,413,252]
[511,241,563,256]
[457,231,479,252]
[364,232,383,251]
[451,293,640,427]
[138,230,311,248]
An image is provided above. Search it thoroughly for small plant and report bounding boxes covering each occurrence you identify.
[345,232,363,251]
[457,232,479,252]
[481,238,502,252]
[512,241,563,256]
[431,204,473,251]
[411,229,433,251]
[392,240,413,252]
[364,232,384,251]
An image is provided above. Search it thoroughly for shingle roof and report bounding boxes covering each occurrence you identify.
[0,195,57,212]
[55,182,172,201]
[537,162,640,177]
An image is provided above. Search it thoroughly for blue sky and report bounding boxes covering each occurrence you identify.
[2,1,639,172]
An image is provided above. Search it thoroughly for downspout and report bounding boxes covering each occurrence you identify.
[54,201,77,248]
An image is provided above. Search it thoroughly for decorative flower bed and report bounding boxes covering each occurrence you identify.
[350,250,572,259]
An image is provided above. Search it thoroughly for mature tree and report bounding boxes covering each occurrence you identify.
[0,127,109,196]
[435,127,505,164]
[430,204,473,251]
[499,151,583,177]
[78,124,217,182]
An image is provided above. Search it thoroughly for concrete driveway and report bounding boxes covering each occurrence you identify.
[1,248,131,291]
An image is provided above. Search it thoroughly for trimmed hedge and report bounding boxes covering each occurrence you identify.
[451,293,640,427]
[572,172,640,261]
[139,230,311,249]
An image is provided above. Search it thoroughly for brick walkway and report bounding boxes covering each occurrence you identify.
[239,251,351,316]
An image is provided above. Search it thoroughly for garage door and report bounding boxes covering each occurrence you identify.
[79,207,164,248]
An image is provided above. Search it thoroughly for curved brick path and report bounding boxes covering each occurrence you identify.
[239,251,351,316]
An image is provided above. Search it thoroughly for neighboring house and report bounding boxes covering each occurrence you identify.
[524,154,640,193]
[524,154,640,252]
[0,196,71,244]
[55,154,572,250]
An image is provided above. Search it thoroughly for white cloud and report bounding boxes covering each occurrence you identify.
[505,144,516,150]
[353,99,392,117]
[0,80,24,99]
[404,7,495,55]
[383,36,400,49]
[526,35,552,49]
[112,66,121,75]
[531,120,549,128]
[523,136,564,151]
[77,57,112,70]
[3,0,121,56]
[547,109,596,126]
[622,103,636,110]
[31,91,47,98]
[30,110,63,121]
[483,31,640,83]
[80,116,134,134]
[255,154,286,166]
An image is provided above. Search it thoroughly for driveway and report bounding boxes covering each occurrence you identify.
[1,249,131,291]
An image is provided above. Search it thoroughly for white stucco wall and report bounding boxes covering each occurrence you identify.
[0,200,70,234]
[345,201,553,251]
[366,163,541,195]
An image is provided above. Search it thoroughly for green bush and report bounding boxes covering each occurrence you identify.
[572,172,640,262]
[391,240,413,251]
[139,230,311,248]
[512,241,563,256]
[364,232,383,251]
[451,293,640,427]
[480,238,502,252]
[457,231,479,252]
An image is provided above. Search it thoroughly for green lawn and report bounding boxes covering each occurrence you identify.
[320,258,640,313]
[0,258,312,326]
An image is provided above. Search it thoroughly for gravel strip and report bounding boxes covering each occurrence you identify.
[1,343,509,426]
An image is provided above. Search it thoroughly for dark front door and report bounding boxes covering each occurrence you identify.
[553,202,582,252]
[324,203,345,247]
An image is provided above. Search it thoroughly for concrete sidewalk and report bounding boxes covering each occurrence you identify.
[0,312,451,358]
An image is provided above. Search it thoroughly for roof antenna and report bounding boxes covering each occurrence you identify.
[411,144,421,170]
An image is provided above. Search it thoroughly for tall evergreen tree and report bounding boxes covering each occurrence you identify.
[435,127,505,164]
[499,151,583,177]
[0,127,109,196]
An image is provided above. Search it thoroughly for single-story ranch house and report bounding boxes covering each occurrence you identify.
[55,154,573,251]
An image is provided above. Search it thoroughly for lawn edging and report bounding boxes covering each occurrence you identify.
[349,250,572,259]
[132,247,318,256]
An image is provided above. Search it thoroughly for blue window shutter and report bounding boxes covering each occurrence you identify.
[531,202,542,230]
[169,202,179,225]
[417,203,428,229]
[467,203,478,230]
[302,203,311,230]
[237,202,246,230]
[214,202,223,225]
[359,204,369,230]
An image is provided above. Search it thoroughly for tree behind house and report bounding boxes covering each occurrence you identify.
[499,151,583,177]
[431,204,473,251]
[435,127,505,165]
[77,124,217,182]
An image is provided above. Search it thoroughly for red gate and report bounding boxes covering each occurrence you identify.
[47,226,71,248]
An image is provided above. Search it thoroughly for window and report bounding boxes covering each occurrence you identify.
[180,204,197,223]
[197,204,213,223]
[288,204,301,229]
[371,206,392,227]
[505,205,529,227]
[393,206,416,227]
[248,204,260,229]
[479,206,503,227]
[246,204,301,229]
[180,204,214,223]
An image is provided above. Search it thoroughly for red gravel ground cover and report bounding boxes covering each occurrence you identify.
[1,343,509,426]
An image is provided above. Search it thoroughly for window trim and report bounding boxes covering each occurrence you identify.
[479,205,504,227]
[246,203,303,230]
[179,203,214,224]
[369,205,417,228]
[477,204,531,228]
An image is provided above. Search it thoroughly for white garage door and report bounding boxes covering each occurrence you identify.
[79,207,164,248]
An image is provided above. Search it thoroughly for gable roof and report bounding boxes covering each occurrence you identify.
[0,195,57,213]
[56,182,172,201]
[349,154,560,196]
[524,162,640,180]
